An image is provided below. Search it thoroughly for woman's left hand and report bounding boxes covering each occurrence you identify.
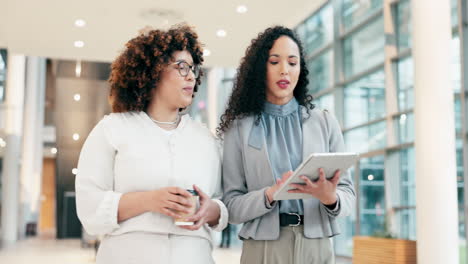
[288,168,340,206]
[179,185,220,231]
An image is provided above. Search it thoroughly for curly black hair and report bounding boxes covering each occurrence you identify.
[108,23,204,113]
[216,26,314,137]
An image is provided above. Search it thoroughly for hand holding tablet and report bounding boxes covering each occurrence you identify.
[273,153,359,201]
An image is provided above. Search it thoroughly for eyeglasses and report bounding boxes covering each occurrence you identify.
[172,61,200,78]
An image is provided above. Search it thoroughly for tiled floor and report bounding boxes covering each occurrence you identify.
[0,235,242,264]
[0,238,96,264]
[0,235,351,264]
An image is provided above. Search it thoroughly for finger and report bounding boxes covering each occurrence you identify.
[177,217,204,230]
[161,208,181,219]
[318,168,326,182]
[191,219,205,230]
[289,183,306,191]
[282,170,294,181]
[185,202,207,222]
[178,224,197,231]
[166,201,191,214]
[168,194,192,207]
[179,218,205,231]
[330,169,340,179]
[299,176,317,188]
[185,210,204,222]
[169,187,192,198]
[193,185,209,200]
[331,171,341,185]
[288,189,307,193]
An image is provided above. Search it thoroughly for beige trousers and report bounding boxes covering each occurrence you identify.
[240,226,335,264]
[96,232,214,264]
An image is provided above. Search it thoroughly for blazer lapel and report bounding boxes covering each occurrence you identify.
[302,107,314,159]
[243,117,276,186]
[247,119,264,150]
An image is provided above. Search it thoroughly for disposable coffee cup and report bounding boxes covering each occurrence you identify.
[174,189,199,226]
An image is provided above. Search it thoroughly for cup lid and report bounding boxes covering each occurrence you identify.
[186,189,198,196]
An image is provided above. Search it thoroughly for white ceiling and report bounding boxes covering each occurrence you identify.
[1,0,325,67]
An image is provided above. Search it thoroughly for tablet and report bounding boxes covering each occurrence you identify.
[273,152,359,201]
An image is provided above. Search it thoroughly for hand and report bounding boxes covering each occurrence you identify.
[288,168,340,205]
[265,171,294,204]
[179,185,220,231]
[148,187,193,219]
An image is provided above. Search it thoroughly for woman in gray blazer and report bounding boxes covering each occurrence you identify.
[217,26,356,264]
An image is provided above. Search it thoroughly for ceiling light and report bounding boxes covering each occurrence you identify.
[74,94,81,101]
[236,5,248,14]
[0,140,5,148]
[72,168,78,175]
[203,49,211,57]
[51,147,58,154]
[74,19,86,27]
[74,41,85,48]
[216,29,227,38]
[73,133,80,141]
[368,174,374,181]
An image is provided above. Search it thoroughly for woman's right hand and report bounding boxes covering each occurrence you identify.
[148,187,194,218]
[265,171,293,204]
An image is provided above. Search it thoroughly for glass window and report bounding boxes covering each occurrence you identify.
[456,139,466,264]
[334,167,357,257]
[334,217,356,256]
[298,4,333,56]
[453,35,462,134]
[455,97,462,134]
[216,68,236,121]
[359,155,386,236]
[395,0,411,51]
[387,148,416,239]
[452,0,459,28]
[342,0,383,31]
[296,24,307,48]
[398,148,416,239]
[456,139,466,239]
[0,158,2,228]
[307,50,333,94]
[452,35,461,93]
[394,112,414,144]
[343,17,384,78]
[344,121,386,153]
[396,208,416,239]
[315,93,335,115]
[344,70,385,128]
[189,73,209,125]
[0,50,6,102]
[213,223,243,250]
[396,57,414,111]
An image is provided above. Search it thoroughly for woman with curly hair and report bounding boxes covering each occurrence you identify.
[219,26,355,263]
[75,24,227,264]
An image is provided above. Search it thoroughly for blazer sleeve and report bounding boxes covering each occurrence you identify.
[209,139,229,232]
[75,117,123,236]
[320,111,356,218]
[222,120,276,225]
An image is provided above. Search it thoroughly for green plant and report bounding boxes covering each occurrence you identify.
[371,212,396,239]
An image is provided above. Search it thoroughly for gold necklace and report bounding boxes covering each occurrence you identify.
[148,114,180,127]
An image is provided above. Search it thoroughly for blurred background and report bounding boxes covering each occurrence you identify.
[0,0,466,263]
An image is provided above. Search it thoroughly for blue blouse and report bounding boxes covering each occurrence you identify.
[258,98,304,214]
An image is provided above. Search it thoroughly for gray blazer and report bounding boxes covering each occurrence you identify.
[222,107,356,240]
